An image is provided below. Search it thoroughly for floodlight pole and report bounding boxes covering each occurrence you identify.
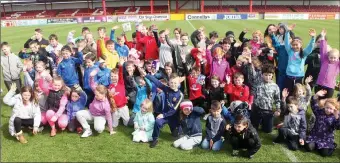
[150,0,154,14]
[249,0,253,12]
[308,0,311,11]
[201,0,204,12]
[102,0,107,17]
[265,0,267,10]
[176,0,179,13]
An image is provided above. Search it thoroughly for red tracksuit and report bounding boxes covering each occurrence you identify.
[224,83,250,103]
[187,75,205,101]
[136,31,158,60]
[96,37,109,58]
[108,66,128,108]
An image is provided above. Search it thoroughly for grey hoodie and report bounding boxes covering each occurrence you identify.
[1,53,23,81]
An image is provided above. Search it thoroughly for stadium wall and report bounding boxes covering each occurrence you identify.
[2,12,339,28]
[1,1,339,12]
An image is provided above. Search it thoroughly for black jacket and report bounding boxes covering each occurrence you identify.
[305,48,321,88]
[24,38,49,49]
[229,123,261,155]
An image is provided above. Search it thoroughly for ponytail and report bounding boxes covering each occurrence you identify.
[299,48,304,59]
[107,89,117,112]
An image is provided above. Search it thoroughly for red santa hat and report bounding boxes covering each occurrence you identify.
[180,100,193,111]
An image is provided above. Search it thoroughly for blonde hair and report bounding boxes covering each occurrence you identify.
[293,83,306,98]
[252,57,262,69]
[325,98,340,110]
[96,85,117,112]
[328,49,339,58]
[252,30,263,38]
[142,99,153,113]
[237,55,246,62]
[213,47,224,58]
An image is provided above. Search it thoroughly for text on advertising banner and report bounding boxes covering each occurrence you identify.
[216,14,248,20]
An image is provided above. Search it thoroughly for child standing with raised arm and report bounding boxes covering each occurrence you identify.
[284,24,316,93]
[140,68,183,148]
[315,29,340,98]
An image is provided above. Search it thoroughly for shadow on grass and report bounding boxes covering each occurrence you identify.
[1,123,17,142]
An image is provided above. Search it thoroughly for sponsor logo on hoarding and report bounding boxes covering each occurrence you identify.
[247,13,259,19]
[216,14,248,20]
[47,18,78,24]
[186,14,216,20]
[118,14,169,22]
[265,13,308,20]
[309,14,335,20]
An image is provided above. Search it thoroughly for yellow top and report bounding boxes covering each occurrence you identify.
[100,39,119,70]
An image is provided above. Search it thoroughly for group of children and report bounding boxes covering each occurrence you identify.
[1,22,340,159]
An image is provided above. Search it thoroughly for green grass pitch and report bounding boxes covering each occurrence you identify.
[0,20,339,162]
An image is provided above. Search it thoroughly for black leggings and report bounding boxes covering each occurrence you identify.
[284,76,303,96]
[230,136,260,156]
[14,117,35,133]
[305,142,335,157]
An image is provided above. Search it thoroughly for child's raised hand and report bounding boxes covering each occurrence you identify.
[305,75,313,84]
[9,83,17,92]
[243,28,249,33]
[282,88,289,99]
[225,75,231,84]
[288,24,296,31]
[220,82,225,88]
[21,48,27,53]
[112,25,119,30]
[164,28,170,35]
[315,90,327,98]
[119,57,125,66]
[198,26,205,32]
[320,28,327,37]
[299,139,304,145]
[309,28,316,37]
[31,35,37,40]
[70,30,76,34]
[274,111,280,117]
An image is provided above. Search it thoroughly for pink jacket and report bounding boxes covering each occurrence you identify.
[316,40,340,89]
[89,76,113,130]
[206,49,230,82]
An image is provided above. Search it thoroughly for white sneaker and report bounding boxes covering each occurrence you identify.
[203,113,210,120]
[38,126,44,132]
[81,129,92,138]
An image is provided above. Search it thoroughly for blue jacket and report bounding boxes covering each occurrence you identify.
[57,52,83,87]
[271,34,288,73]
[146,74,183,118]
[83,65,99,91]
[180,107,204,137]
[110,30,129,57]
[97,67,111,87]
[284,31,315,77]
[133,78,153,113]
[66,91,87,121]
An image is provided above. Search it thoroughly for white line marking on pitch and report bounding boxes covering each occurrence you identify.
[186,20,196,30]
[269,132,298,162]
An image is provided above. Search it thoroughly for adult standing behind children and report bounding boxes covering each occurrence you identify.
[24,28,49,49]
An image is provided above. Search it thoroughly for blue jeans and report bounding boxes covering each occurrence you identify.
[201,138,223,151]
